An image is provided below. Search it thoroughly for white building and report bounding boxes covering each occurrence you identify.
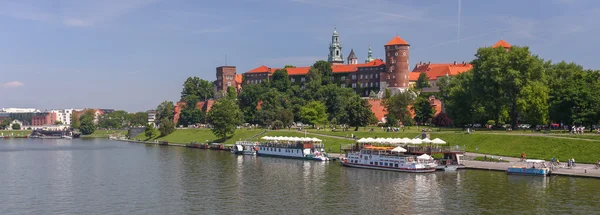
[1,108,40,113]
[147,110,157,127]
[50,109,76,125]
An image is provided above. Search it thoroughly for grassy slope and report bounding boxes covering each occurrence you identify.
[0,130,31,136]
[134,129,265,145]
[82,130,128,138]
[307,129,600,164]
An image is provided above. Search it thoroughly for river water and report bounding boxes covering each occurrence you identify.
[1,139,599,215]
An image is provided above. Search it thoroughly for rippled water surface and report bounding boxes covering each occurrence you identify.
[1,139,599,215]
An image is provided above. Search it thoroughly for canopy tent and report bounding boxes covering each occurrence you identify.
[391,146,407,153]
[417,154,432,160]
[422,138,432,144]
[411,138,423,144]
[431,138,446,144]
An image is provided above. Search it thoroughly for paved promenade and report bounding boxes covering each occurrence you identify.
[463,152,600,178]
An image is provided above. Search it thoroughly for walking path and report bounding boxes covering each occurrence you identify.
[463,152,600,178]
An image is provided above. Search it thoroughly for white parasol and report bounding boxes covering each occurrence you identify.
[391,146,407,153]
[431,138,446,144]
[422,138,432,144]
[417,154,432,160]
[411,138,423,144]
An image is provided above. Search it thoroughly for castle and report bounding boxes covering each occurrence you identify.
[175,30,513,124]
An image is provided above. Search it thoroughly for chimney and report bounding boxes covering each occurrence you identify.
[462,61,466,65]
[453,61,456,65]
[428,61,430,64]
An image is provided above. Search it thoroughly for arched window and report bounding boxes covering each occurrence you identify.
[336,50,339,56]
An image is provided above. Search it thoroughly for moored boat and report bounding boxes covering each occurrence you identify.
[232,141,258,155]
[158,141,169,146]
[340,146,437,173]
[257,136,329,161]
[507,159,550,176]
[186,142,200,148]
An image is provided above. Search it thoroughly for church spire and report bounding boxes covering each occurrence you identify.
[327,28,344,65]
[365,44,374,63]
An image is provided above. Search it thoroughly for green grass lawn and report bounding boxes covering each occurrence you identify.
[0,130,31,136]
[82,129,128,138]
[550,134,600,141]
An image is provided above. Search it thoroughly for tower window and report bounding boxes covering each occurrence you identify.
[336,50,339,56]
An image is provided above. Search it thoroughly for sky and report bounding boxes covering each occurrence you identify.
[1,0,599,112]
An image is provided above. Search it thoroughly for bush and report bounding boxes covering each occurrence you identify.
[432,112,452,127]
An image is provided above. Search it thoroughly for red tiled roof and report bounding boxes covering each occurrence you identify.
[247,65,270,73]
[235,74,243,84]
[332,59,385,73]
[385,36,409,46]
[492,39,511,48]
[285,67,311,76]
[411,63,473,81]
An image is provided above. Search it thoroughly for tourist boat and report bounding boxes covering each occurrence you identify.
[507,159,551,176]
[62,135,73,139]
[340,146,437,173]
[209,143,224,150]
[257,136,330,161]
[186,142,200,148]
[232,141,258,155]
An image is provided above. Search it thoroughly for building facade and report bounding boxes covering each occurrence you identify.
[50,109,75,125]
[31,112,57,126]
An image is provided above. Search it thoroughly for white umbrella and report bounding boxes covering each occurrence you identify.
[261,136,271,140]
[401,138,411,144]
[311,137,322,142]
[302,137,312,142]
[422,138,432,144]
[391,146,407,152]
[365,137,375,143]
[385,138,394,143]
[376,138,386,144]
[411,138,423,144]
[392,138,403,144]
[431,138,446,144]
[417,154,432,160]
[357,138,367,143]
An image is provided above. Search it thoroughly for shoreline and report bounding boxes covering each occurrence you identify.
[113,138,600,179]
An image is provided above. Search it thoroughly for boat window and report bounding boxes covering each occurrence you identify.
[395,164,399,167]
[375,162,379,165]
[370,162,373,165]
[279,148,281,152]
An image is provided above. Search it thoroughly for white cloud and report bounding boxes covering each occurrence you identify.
[1,81,24,88]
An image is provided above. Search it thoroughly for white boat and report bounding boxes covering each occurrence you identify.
[232,141,258,155]
[257,136,329,161]
[62,135,72,139]
[340,146,437,173]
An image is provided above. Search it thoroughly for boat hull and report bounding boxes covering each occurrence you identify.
[341,162,437,173]
[507,167,549,176]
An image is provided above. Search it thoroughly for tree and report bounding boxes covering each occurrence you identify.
[383,90,415,127]
[130,112,148,126]
[312,60,333,85]
[271,69,291,92]
[11,123,21,130]
[445,72,478,126]
[156,101,175,122]
[144,123,156,139]
[413,95,434,125]
[54,121,63,125]
[226,86,237,100]
[98,110,130,129]
[178,108,205,127]
[432,112,452,127]
[71,113,80,129]
[181,77,214,101]
[298,101,328,127]
[238,83,269,124]
[347,95,377,130]
[471,46,547,128]
[158,119,175,136]
[284,65,296,68]
[415,72,431,90]
[436,75,451,102]
[0,118,12,129]
[306,68,323,97]
[208,97,243,139]
[80,115,96,135]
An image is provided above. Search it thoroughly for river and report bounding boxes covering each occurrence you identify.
[1,139,599,214]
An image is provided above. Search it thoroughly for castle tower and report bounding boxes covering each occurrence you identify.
[347,49,358,65]
[382,35,410,93]
[492,39,511,52]
[365,45,374,63]
[327,28,344,65]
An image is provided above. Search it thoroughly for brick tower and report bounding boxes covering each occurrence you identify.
[382,35,410,93]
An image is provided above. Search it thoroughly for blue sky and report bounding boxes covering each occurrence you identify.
[1,0,599,112]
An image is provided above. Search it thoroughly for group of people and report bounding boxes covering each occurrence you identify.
[551,157,576,168]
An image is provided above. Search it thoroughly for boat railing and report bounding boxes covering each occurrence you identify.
[236,141,257,146]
